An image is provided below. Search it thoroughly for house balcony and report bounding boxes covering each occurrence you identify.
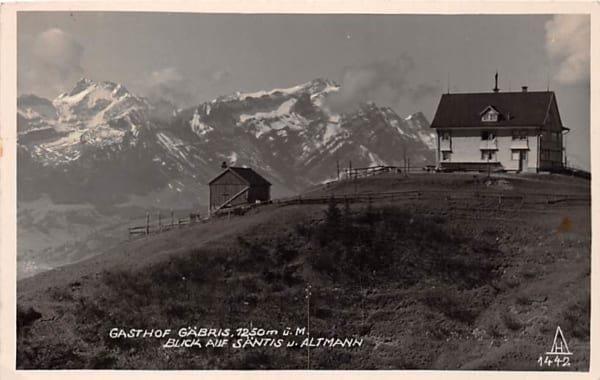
[510,139,529,150]
[479,139,498,150]
[440,139,452,151]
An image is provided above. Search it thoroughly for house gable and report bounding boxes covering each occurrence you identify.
[208,166,271,187]
[208,167,250,186]
[229,167,272,187]
[480,105,501,122]
[542,94,566,132]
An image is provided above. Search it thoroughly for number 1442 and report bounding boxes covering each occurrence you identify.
[538,355,571,367]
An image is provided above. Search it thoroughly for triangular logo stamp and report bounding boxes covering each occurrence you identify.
[546,325,572,356]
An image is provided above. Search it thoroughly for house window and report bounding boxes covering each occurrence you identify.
[442,151,451,161]
[441,131,451,141]
[545,131,561,142]
[481,150,496,161]
[512,150,527,161]
[512,130,527,140]
[481,131,495,140]
[482,110,499,122]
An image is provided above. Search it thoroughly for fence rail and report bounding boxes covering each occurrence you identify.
[128,212,205,238]
[339,165,435,181]
[128,188,590,238]
[273,189,590,208]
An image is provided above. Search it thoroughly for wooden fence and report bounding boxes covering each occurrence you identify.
[128,188,589,238]
[340,165,434,181]
[128,211,204,238]
[272,189,590,209]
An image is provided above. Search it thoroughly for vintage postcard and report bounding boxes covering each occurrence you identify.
[0,0,597,378]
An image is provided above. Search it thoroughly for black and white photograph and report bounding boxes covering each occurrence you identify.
[3,2,595,373]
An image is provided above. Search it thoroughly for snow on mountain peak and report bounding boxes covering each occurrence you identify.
[53,78,148,126]
[403,112,436,149]
[217,78,339,103]
[18,78,153,165]
[190,109,214,137]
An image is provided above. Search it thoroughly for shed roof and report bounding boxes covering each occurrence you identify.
[431,91,558,129]
[208,166,272,186]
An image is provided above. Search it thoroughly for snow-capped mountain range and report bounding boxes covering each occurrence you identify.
[18,77,435,207]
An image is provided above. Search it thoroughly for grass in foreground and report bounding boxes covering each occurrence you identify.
[16,200,588,369]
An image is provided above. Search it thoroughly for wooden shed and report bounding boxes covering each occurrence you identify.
[208,166,271,214]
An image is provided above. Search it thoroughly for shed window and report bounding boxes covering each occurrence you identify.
[441,132,451,141]
[442,151,451,161]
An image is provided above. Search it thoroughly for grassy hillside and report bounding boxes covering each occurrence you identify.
[17,173,590,370]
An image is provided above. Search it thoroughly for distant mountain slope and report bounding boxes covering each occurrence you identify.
[18,77,435,207]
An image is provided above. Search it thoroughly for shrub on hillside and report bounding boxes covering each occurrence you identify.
[304,204,499,287]
[560,290,590,339]
[421,287,479,324]
[501,310,522,331]
[17,305,42,331]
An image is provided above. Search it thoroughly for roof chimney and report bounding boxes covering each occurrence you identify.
[221,161,228,169]
[521,86,528,93]
[493,71,499,93]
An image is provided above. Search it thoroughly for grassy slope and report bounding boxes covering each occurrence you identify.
[17,173,591,370]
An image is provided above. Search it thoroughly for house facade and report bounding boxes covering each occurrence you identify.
[430,85,567,173]
[208,166,271,214]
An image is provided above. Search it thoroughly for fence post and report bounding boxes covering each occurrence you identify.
[146,212,150,235]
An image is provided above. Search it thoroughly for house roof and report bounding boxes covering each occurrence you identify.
[208,166,272,186]
[431,91,557,129]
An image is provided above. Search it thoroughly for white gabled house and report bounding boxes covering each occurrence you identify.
[430,79,568,173]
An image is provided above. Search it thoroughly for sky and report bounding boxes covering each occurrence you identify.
[17,12,590,169]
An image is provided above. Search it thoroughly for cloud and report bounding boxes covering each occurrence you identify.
[32,28,84,78]
[136,65,233,112]
[147,67,184,86]
[211,67,231,83]
[325,56,438,114]
[545,15,590,85]
[137,67,195,108]
[19,28,85,97]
